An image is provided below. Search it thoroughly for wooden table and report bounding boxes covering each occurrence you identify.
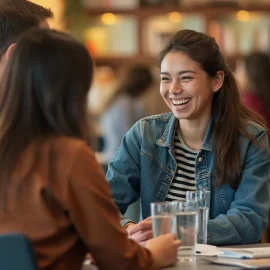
[82,243,270,270]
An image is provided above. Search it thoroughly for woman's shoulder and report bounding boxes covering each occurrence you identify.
[14,137,94,190]
[244,120,268,138]
[141,112,173,123]
[51,136,88,150]
[46,136,98,178]
[127,112,176,142]
[48,136,93,162]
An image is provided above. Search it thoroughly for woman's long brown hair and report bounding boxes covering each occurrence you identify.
[0,28,93,205]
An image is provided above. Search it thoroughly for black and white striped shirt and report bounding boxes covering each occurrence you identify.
[165,129,198,202]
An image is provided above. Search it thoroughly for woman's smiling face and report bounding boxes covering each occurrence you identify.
[160,50,219,123]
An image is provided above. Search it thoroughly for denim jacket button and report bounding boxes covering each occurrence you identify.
[198,156,204,163]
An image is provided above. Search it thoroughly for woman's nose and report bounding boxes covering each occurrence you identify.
[170,80,183,94]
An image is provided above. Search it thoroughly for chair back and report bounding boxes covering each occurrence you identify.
[0,233,38,270]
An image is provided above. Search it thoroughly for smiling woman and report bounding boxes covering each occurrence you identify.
[106,29,270,246]
[159,50,224,141]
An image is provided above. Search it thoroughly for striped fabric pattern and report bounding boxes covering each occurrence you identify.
[165,129,198,202]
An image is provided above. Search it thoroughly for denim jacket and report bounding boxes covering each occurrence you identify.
[107,112,270,245]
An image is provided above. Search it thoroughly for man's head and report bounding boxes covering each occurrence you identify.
[0,0,53,79]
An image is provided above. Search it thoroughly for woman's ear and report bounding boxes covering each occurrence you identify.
[212,70,225,93]
[3,43,16,63]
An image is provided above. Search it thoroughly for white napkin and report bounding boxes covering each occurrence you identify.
[196,244,224,256]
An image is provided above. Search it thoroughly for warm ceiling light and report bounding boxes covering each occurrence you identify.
[101,13,116,25]
[236,10,250,22]
[168,12,182,23]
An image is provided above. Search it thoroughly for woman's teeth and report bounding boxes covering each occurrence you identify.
[172,98,191,105]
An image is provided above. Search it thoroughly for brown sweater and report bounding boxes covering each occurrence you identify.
[0,137,153,270]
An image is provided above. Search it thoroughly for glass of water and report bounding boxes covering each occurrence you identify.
[186,189,211,244]
[150,202,176,237]
[173,201,198,262]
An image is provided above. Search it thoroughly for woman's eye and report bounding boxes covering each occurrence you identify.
[161,77,169,81]
[181,76,192,81]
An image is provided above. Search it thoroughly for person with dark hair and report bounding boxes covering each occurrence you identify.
[0,0,53,80]
[100,65,153,161]
[0,27,180,270]
[107,29,270,246]
[235,52,270,129]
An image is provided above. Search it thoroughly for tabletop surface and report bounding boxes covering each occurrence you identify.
[82,243,270,270]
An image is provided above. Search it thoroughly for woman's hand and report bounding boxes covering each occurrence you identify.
[146,234,181,269]
[126,217,153,246]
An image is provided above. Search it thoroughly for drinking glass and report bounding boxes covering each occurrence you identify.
[173,201,198,262]
[186,189,211,244]
[150,202,176,237]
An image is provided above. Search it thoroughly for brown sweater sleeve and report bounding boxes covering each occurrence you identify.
[65,144,154,270]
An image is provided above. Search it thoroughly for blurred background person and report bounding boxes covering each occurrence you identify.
[100,64,154,163]
[235,52,270,129]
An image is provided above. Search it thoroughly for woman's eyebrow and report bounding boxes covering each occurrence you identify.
[160,70,196,75]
